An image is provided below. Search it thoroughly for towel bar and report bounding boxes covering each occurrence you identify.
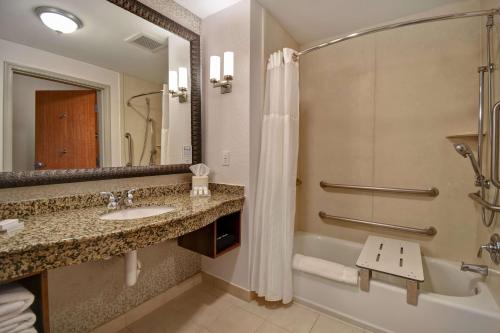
[320,182,439,197]
[319,212,437,236]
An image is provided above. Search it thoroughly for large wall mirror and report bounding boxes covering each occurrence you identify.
[0,0,201,187]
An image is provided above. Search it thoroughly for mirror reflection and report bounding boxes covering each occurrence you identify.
[0,0,191,171]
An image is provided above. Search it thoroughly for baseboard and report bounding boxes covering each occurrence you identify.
[201,272,255,302]
[91,273,202,333]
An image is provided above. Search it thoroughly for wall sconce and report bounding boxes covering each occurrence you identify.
[210,51,234,94]
[168,67,188,103]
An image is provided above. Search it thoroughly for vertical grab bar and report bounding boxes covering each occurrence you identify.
[478,67,487,168]
[125,132,133,167]
[491,101,500,188]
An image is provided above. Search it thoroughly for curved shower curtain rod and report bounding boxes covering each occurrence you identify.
[126,90,163,106]
[293,8,500,61]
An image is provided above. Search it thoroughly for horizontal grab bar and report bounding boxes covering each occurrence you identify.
[320,181,439,197]
[318,211,438,236]
[469,192,500,212]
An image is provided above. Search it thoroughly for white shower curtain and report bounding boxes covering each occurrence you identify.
[251,48,299,303]
[160,84,169,165]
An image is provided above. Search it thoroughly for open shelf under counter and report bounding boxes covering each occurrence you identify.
[2,271,50,333]
[178,211,241,258]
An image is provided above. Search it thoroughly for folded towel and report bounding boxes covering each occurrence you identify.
[0,220,23,233]
[293,254,359,285]
[0,309,36,333]
[0,220,19,231]
[11,329,36,333]
[0,285,34,322]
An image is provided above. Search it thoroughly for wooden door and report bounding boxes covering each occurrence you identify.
[35,90,97,169]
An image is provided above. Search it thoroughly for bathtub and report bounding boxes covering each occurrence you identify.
[293,231,500,333]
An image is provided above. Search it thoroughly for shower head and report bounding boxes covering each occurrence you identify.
[454,143,482,182]
[454,143,473,158]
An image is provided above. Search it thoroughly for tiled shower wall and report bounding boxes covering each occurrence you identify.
[297,0,500,263]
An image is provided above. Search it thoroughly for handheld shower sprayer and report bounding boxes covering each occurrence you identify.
[454,143,487,187]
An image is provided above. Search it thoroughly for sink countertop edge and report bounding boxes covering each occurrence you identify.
[0,192,244,282]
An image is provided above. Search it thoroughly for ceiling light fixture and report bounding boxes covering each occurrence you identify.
[34,6,83,34]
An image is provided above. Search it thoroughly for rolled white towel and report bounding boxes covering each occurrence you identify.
[0,309,36,333]
[293,253,359,285]
[0,285,34,322]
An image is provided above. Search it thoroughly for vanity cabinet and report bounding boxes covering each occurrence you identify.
[178,211,241,258]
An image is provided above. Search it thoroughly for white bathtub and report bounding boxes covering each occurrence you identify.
[293,231,500,333]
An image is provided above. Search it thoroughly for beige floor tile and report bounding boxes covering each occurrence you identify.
[239,299,287,319]
[206,306,265,333]
[197,282,249,307]
[116,329,133,333]
[163,285,235,327]
[256,321,291,333]
[310,315,363,333]
[128,305,206,333]
[266,303,319,333]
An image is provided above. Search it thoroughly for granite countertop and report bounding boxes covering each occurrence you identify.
[0,183,244,282]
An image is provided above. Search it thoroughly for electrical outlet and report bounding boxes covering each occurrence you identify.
[222,150,230,166]
[183,145,192,164]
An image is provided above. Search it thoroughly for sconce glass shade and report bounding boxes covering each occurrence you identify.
[223,51,234,77]
[210,56,221,81]
[178,67,188,89]
[168,70,178,92]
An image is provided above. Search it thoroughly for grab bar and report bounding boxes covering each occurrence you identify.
[469,192,500,212]
[319,211,438,236]
[125,132,133,167]
[320,181,439,197]
[491,101,500,188]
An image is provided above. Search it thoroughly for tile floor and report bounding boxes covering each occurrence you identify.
[117,282,371,333]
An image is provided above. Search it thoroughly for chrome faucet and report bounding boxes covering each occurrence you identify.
[461,262,488,276]
[477,233,500,264]
[101,189,136,211]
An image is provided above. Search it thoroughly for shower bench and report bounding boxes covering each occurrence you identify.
[356,236,424,306]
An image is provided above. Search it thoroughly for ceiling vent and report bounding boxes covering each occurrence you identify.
[125,33,167,52]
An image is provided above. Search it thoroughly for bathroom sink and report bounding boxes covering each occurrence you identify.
[100,206,175,221]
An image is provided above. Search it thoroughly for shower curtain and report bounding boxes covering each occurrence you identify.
[250,48,299,303]
[160,84,169,164]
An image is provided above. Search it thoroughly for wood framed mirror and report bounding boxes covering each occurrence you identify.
[0,0,201,188]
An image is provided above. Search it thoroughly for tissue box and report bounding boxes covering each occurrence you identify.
[191,176,210,197]
[192,176,208,187]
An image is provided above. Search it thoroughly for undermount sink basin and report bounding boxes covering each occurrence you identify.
[100,206,175,221]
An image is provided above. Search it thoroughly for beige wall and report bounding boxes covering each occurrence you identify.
[201,0,252,289]
[297,0,498,263]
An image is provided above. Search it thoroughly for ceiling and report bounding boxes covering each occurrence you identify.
[174,0,242,18]
[257,0,462,44]
[0,0,189,84]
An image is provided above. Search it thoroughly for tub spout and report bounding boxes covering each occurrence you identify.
[460,262,488,276]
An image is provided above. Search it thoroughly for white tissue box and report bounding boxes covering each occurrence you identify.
[192,176,208,187]
[191,176,210,197]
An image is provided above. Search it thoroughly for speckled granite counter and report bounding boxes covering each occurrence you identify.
[0,183,244,282]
